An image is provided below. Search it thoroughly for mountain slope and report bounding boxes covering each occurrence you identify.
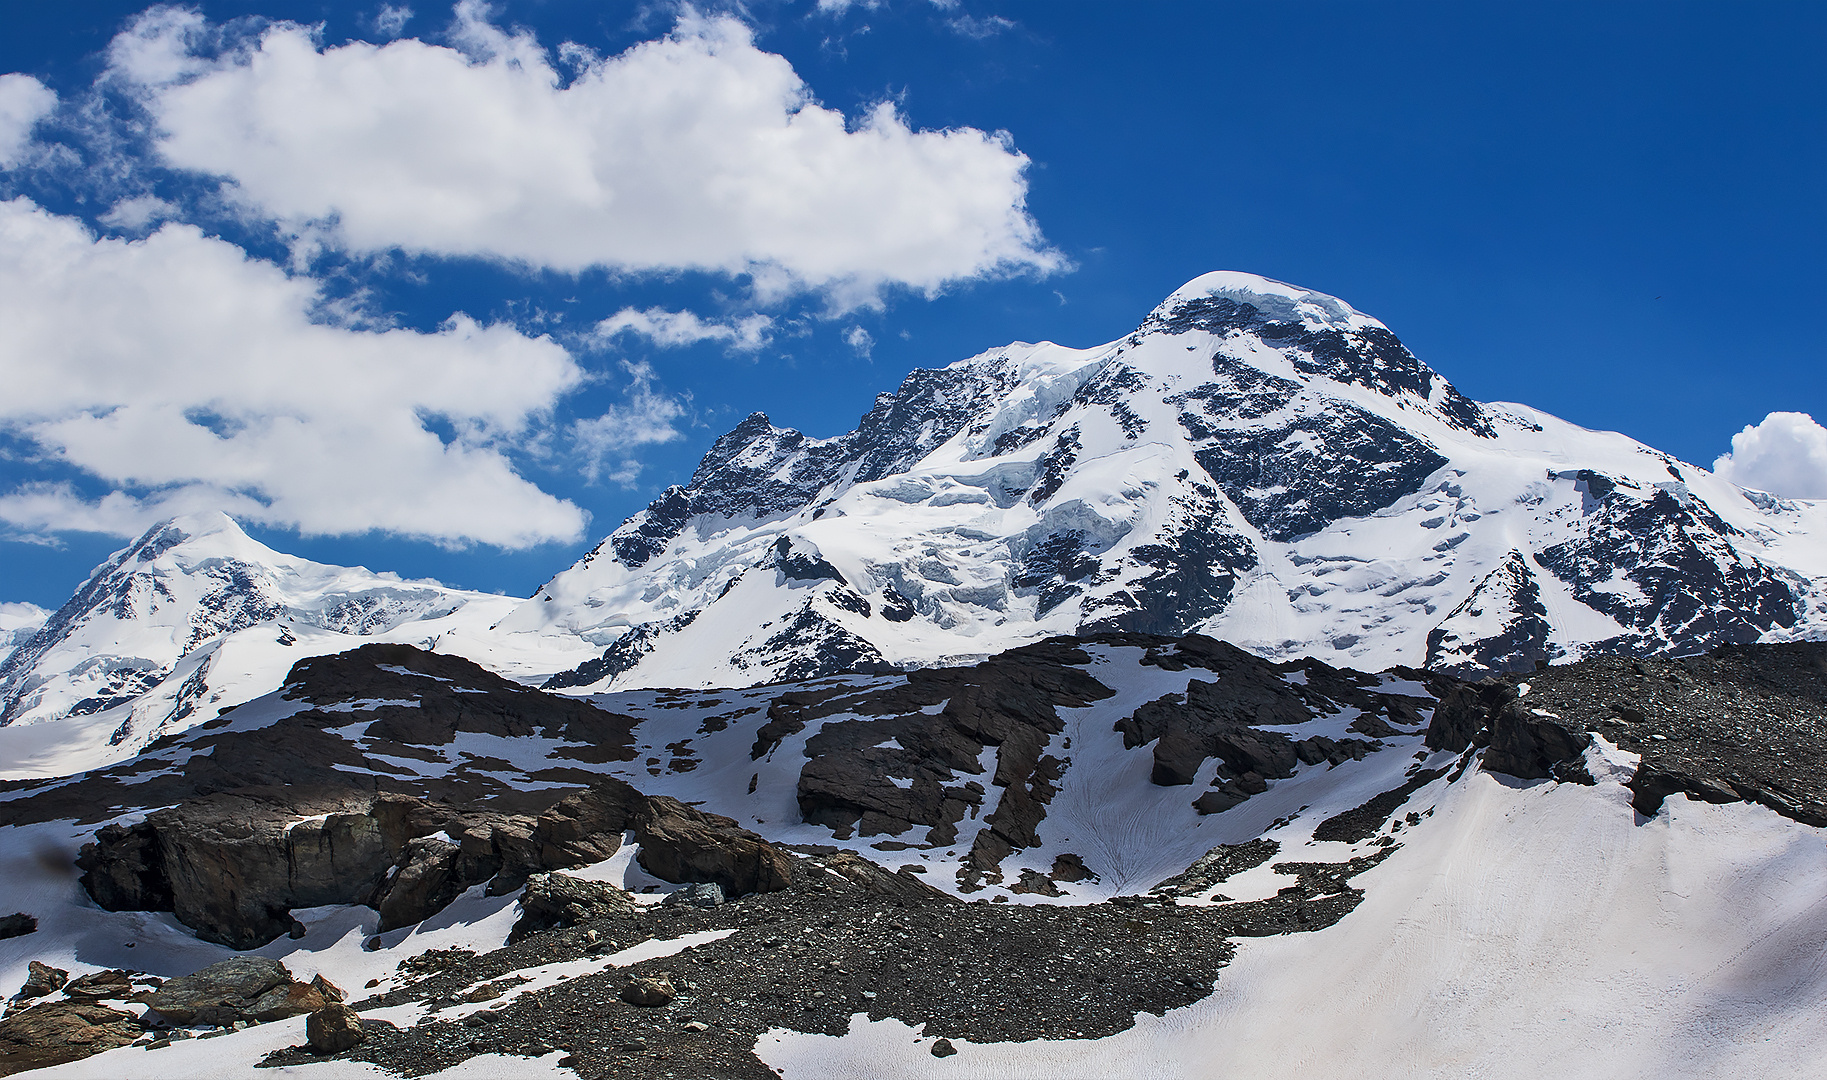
[1,636,1823,1078]
[0,512,591,778]
[504,272,1827,691]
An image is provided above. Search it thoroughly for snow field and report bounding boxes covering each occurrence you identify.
[753,765,1827,1079]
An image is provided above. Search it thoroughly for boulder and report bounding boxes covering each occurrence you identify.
[660,882,725,909]
[1483,701,1592,782]
[931,1037,958,1057]
[17,962,67,1000]
[62,969,134,1001]
[627,791,794,898]
[248,981,330,1022]
[0,1001,142,1074]
[0,914,35,941]
[510,872,637,942]
[373,837,465,933]
[305,1003,367,1055]
[620,975,675,1007]
[141,957,302,1026]
[309,975,346,1004]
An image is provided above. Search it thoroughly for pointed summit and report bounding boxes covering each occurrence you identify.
[0,513,517,778]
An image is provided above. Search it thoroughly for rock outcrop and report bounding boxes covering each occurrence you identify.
[0,1001,142,1075]
[16,962,67,1001]
[46,643,791,948]
[140,957,328,1026]
[510,873,639,942]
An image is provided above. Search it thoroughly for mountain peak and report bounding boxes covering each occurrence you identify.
[1153,271,1385,334]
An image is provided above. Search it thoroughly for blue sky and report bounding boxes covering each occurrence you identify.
[0,0,1821,608]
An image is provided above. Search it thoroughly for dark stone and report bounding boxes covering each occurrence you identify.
[620,976,675,1007]
[0,1000,142,1073]
[62,969,134,1001]
[1311,768,1450,844]
[931,1037,958,1057]
[0,913,35,940]
[1483,704,1592,782]
[305,1003,367,1055]
[661,882,726,909]
[510,872,637,942]
[141,957,318,1026]
[18,961,68,1000]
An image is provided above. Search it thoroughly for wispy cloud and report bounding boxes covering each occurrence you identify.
[593,308,774,352]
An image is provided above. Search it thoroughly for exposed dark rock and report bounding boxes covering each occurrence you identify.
[1421,676,1590,781]
[510,873,638,943]
[1152,839,1280,897]
[931,1037,958,1057]
[62,969,134,1001]
[0,915,35,941]
[0,1000,142,1074]
[306,1003,368,1055]
[661,883,726,909]
[1426,551,1559,675]
[1535,482,1800,656]
[17,962,67,1000]
[620,975,675,1007]
[1483,705,1593,783]
[140,957,317,1026]
[1311,768,1450,844]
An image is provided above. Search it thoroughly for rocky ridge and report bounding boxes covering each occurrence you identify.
[0,638,1824,1075]
[500,272,1825,691]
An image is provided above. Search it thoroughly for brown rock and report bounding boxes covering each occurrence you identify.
[0,1001,142,1074]
[620,975,675,1007]
[17,962,67,1000]
[309,974,346,1003]
[62,969,135,1001]
[141,957,293,1026]
[248,981,329,1022]
[305,1003,367,1055]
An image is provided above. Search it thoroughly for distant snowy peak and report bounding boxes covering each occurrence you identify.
[0,512,517,774]
[511,271,1826,692]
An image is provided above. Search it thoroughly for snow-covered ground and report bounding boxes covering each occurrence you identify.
[0,512,598,780]
[499,272,1827,691]
[756,769,1827,1079]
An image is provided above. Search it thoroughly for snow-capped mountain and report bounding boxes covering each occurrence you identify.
[503,272,1827,691]
[0,512,592,778]
[0,603,47,669]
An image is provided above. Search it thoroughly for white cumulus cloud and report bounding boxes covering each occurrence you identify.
[0,74,57,167]
[1713,411,1827,500]
[108,4,1062,309]
[594,308,773,351]
[0,196,590,547]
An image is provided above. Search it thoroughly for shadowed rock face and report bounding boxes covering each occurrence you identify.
[29,643,789,950]
[1424,642,1827,827]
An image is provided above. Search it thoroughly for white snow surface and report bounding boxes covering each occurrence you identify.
[494,272,1826,690]
[756,772,1827,1079]
[0,512,597,778]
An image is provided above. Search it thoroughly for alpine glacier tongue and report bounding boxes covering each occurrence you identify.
[512,271,1826,691]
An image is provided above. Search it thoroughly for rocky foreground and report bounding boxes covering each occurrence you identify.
[0,638,1823,1076]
